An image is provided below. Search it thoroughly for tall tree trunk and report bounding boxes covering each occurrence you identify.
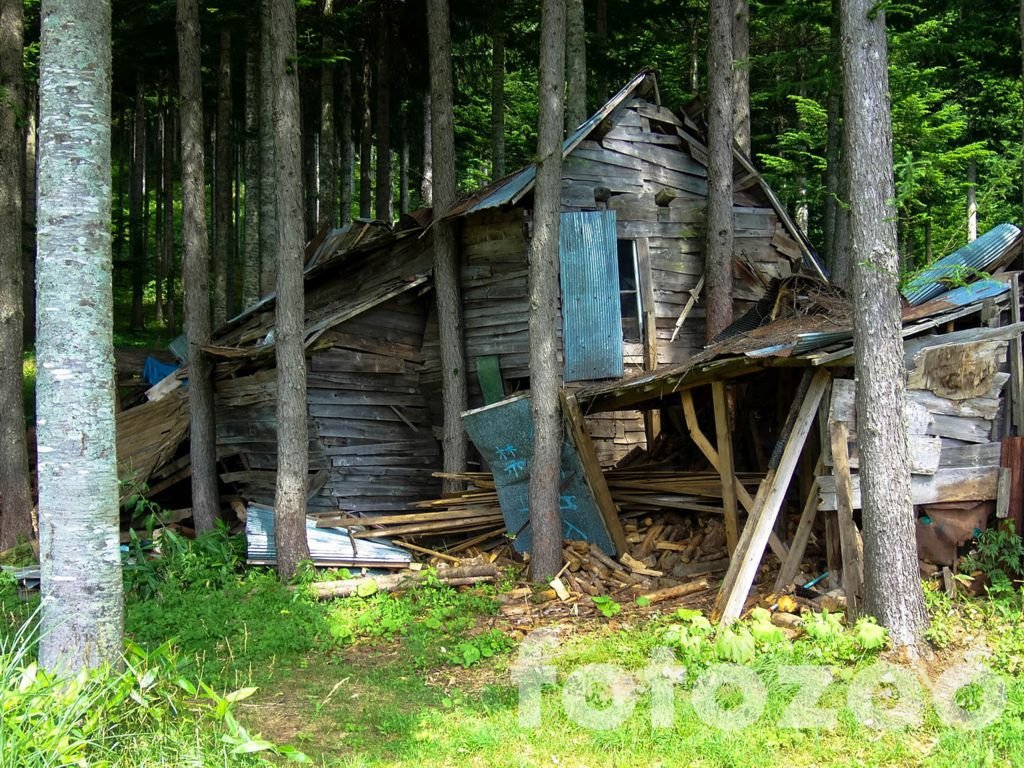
[258,0,278,294]
[731,0,750,156]
[213,28,232,328]
[421,91,432,207]
[689,16,700,94]
[178,0,220,535]
[399,125,410,214]
[129,73,146,330]
[302,81,317,239]
[528,0,567,581]
[318,0,337,228]
[490,1,506,180]
[426,0,468,495]
[841,0,926,651]
[155,101,165,326]
[374,5,392,222]
[22,82,36,348]
[595,0,608,101]
[163,106,176,333]
[359,45,373,218]
[37,0,124,672]
[0,0,34,551]
[824,0,842,273]
[565,0,586,131]
[705,0,734,342]
[338,60,353,224]
[243,30,261,307]
[1020,0,1024,222]
[269,0,310,580]
[967,156,978,242]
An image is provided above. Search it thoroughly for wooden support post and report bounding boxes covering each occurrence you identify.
[999,436,1024,535]
[773,454,823,591]
[1009,275,1024,436]
[715,369,829,624]
[829,421,863,620]
[712,381,739,554]
[636,238,661,445]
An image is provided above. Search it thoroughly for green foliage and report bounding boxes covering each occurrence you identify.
[123,523,246,601]
[961,522,1024,592]
[591,594,622,618]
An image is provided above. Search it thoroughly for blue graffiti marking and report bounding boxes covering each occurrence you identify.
[504,458,527,479]
[496,444,518,461]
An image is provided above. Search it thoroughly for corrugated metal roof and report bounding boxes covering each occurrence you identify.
[901,223,1022,305]
[445,70,656,219]
[560,211,624,381]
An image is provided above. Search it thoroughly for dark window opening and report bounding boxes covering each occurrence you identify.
[618,239,642,343]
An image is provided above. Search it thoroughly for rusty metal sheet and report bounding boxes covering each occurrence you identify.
[559,210,624,382]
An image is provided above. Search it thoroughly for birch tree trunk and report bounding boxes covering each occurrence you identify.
[213,28,233,327]
[318,0,337,229]
[267,0,309,579]
[129,74,146,330]
[339,61,353,225]
[528,0,566,580]
[258,0,277,294]
[0,0,34,551]
[426,0,468,494]
[421,91,432,207]
[178,0,220,534]
[359,46,373,218]
[243,30,261,307]
[705,0,734,342]
[967,157,978,242]
[490,1,506,181]
[731,0,750,156]
[36,0,124,672]
[375,5,392,222]
[565,0,586,132]
[841,0,927,651]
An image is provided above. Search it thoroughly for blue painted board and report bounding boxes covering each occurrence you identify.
[461,395,617,555]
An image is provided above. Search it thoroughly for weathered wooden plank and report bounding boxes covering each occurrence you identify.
[907,388,1000,420]
[817,466,1000,510]
[907,339,1009,399]
[830,422,863,619]
[601,138,708,178]
[940,441,1002,468]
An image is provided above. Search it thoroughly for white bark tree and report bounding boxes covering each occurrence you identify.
[36,0,124,671]
[841,0,927,650]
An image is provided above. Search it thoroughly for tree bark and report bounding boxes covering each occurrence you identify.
[359,44,373,218]
[689,16,700,94]
[967,156,978,243]
[0,0,34,551]
[595,0,608,101]
[258,0,277,294]
[374,4,392,222]
[22,82,36,348]
[421,91,432,207]
[399,125,410,214]
[565,0,586,132]
[528,0,566,581]
[824,0,842,274]
[213,28,233,328]
[841,0,927,651]
[268,0,310,580]
[178,0,221,535]
[37,0,124,672]
[318,0,337,228]
[731,0,750,156]
[426,0,468,494]
[338,60,353,224]
[490,1,506,180]
[155,99,166,326]
[163,105,176,333]
[705,0,734,342]
[129,73,146,330]
[243,27,261,307]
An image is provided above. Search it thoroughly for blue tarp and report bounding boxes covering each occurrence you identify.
[142,357,179,386]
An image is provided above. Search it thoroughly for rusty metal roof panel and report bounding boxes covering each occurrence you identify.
[901,223,1022,306]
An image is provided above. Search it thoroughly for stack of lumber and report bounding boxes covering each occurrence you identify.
[605,469,763,516]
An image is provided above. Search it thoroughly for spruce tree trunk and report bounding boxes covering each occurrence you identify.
[22,82,36,348]
[269,0,310,580]
[155,101,166,326]
[359,46,373,218]
[178,0,221,534]
[595,0,608,101]
[374,5,392,222]
[823,0,842,273]
[841,0,926,651]
[399,127,410,215]
[705,0,734,342]
[302,83,318,239]
[528,0,566,581]
[258,0,278,294]
[565,0,586,132]
[318,0,337,228]
[36,0,124,672]
[426,0,468,494]
[731,0,750,155]
[490,1,506,180]
[243,31,261,307]
[163,106,176,333]
[421,91,432,207]
[339,61,353,224]
[0,0,34,551]
[129,74,146,330]
[213,28,232,327]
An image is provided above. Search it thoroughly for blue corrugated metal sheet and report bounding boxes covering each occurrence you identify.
[902,223,1022,305]
[560,211,624,382]
[927,278,1009,306]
